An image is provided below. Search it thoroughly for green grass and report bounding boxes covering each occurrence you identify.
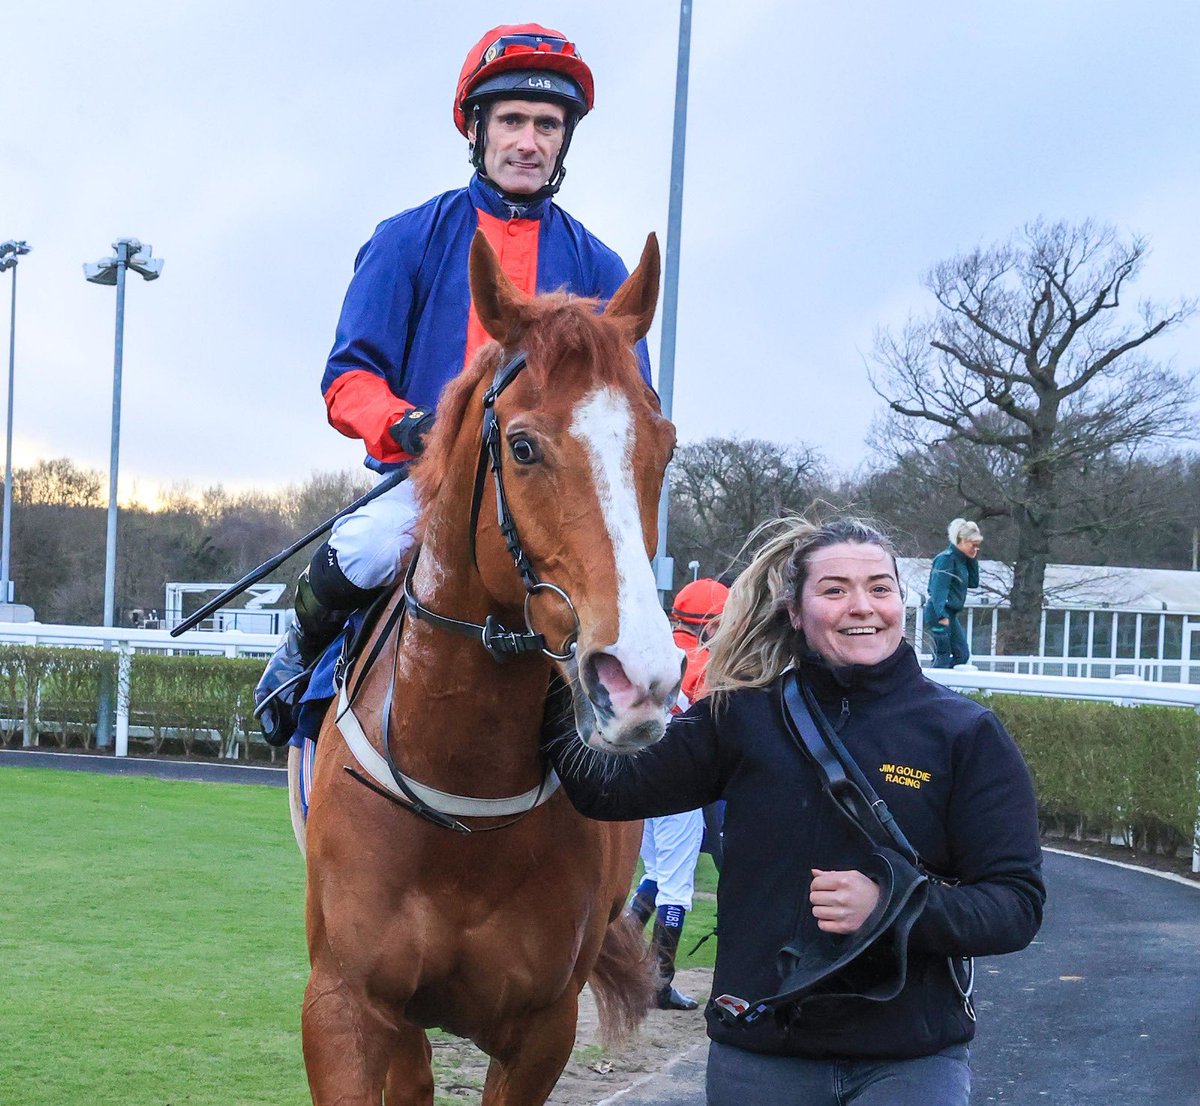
[0,769,721,1105]
[0,768,309,1106]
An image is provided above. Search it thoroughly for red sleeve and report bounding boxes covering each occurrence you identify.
[324,370,417,463]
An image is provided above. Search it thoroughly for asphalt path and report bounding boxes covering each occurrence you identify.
[0,748,287,786]
[6,751,1198,1104]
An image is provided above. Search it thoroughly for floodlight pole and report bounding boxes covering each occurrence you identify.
[85,237,163,748]
[102,241,130,633]
[0,240,30,610]
[653,0,693,602]
[1,256,18,606]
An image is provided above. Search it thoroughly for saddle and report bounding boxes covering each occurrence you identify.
[293,585,399,748]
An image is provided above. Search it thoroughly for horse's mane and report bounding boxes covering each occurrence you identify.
[410,292,642,518]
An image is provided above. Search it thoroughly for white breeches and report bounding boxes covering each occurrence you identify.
[640,809,705,910]
[328,476,421,591]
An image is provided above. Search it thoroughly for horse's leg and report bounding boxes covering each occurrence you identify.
[301,963,399,1106]
[480,989,580,1106]
[383,1024,434,1106]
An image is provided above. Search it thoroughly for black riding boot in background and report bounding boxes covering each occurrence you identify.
[254,543,379,747]
[651,904,699,1011]
[627,878,658,929]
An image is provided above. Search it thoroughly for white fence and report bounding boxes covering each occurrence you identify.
[0,621,279,657]
[927,665,1200,710]
[904,603,1200,685]
[0,621,279,758]
[3,621,1198,869]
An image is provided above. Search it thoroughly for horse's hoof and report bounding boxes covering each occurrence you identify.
[656,986,699,1011]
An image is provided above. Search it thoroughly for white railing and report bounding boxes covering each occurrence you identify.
[924,664,1200,710]
[943,652,1200,684]
[0,621,280,758]
[0,621,279,657]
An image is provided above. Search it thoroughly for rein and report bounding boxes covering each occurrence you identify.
[338,350,581,831]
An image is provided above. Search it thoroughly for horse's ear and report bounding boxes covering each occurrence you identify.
[469,229,529,347]
[603,233,660,342]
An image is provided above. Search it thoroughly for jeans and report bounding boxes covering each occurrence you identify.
[928,611,969,669]
[706,1041,971,1105]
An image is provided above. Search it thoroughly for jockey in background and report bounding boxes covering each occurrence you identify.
[254,23,651,745]
[628,576,731,1010]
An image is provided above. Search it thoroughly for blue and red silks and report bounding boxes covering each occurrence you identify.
[320,172,651,471]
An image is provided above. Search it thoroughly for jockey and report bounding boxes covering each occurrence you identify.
[629,576,731,1010]
[255,24,652,744]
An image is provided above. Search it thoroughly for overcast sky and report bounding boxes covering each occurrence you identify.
[5,1,1199,501]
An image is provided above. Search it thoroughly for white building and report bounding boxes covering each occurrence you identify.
[898,558,1200,683]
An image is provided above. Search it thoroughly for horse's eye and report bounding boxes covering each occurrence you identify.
[510,436,542,465]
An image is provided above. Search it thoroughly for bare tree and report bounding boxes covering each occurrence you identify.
[667,437,828,585]
[870,220,1195,651]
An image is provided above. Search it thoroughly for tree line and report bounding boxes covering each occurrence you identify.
[7,220,1196,651]
[10,440,1196,639]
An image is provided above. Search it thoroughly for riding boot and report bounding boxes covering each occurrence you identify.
[627,878,658,929]
[651,905,699,1011]
[254,543,378,747]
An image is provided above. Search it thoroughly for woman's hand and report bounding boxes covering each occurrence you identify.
[810,869,881,934]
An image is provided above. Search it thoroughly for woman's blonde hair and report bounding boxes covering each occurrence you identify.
[704,515,899,704]
[947,517,982,545]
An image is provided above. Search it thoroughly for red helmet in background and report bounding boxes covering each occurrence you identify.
[454,24,595,198]
[671,578,731,627]
[454,24,594,136]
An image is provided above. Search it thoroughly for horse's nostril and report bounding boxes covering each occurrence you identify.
[582,651,635,723]
[592,653,633,697]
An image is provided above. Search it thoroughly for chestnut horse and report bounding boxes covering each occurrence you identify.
[289,229,682,1105]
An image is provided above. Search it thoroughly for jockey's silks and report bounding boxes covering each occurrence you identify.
[321,173,650,471]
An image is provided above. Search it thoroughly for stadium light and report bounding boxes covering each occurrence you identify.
[84,237,164,747]
[0,240,32,613]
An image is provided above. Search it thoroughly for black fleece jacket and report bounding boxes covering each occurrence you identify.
[546,641,1045,1059]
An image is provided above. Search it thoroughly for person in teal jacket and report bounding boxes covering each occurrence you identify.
[924,519,982,668]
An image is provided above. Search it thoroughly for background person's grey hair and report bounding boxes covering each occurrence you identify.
[948,518,982,545]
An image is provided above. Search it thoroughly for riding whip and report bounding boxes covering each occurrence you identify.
[169,467,408,636]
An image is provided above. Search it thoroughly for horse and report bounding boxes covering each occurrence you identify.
[288,228,683,1105]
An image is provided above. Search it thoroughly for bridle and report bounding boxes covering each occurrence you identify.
[337,350,583,832]
[402,349,581,663]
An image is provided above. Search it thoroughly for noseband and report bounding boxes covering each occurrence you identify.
[403,350,581,663]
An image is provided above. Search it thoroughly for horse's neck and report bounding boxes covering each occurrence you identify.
[389,516,550,794]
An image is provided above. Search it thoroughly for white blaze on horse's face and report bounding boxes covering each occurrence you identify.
[568,385,684,752]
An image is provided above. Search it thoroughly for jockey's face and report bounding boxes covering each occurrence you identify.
[470,99,567,195]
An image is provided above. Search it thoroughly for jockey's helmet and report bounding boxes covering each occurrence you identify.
[455,24,595,197]
[671,578,731,627]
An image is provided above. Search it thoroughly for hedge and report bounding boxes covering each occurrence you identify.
[0,645,263,758]
[1,647,1197,854]
[983,693,1200,856]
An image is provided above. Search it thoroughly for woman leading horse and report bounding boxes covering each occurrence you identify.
[292,230,682,1105]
